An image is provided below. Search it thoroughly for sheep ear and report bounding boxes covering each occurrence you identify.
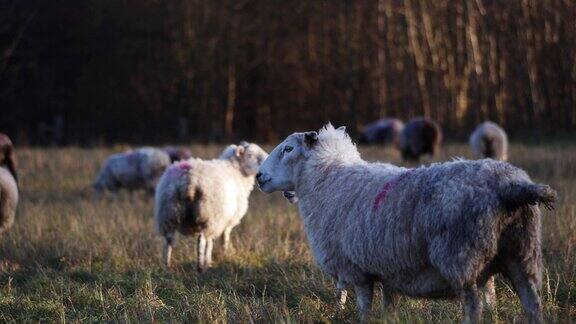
[304,131,318,147]
[337,126,346,133]
[235,145,245,157]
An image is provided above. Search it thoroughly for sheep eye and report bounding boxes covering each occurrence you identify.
[283,146,293,153]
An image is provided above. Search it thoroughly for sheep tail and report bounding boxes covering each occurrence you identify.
[499,182,557,212]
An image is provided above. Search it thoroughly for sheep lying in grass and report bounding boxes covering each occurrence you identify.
[257,124,556,323]
[155,142,268,271]
[398,117,442,161]
[93,147,171,195]
[0,133,18,234]
[358,118,404,145]
[470,121,509,161]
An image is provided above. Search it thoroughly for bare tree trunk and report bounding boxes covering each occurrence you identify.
[225,0,237,140]
[376,0,388,119]
[406,0,431,117]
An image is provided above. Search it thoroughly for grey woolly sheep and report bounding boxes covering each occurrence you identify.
[154,142,268,271]
[470,121,509,161]
[257,124,556,323]
[398,117,442,161]
[358,118,404,145]
[93,147,171,195]
[0,133,18,234]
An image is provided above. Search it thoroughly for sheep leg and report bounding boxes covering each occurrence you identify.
[197,233,207,273]
[336,280,347,310]
[462,284,482,324]
[354,282,374,322]
[381,288,398,314]
[482,276,497,310]
[506,263,542,324]
[163,234,175,268]
[205,238,214,268]
[223,227,234,254]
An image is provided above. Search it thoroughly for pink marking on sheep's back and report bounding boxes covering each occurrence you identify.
[175,160,193,171]
[166,160,193,178]
[373,169,414,211]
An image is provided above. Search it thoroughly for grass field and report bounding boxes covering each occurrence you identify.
[0,143,575,322]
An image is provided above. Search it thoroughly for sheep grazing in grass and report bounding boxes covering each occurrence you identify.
[470,121,509,161]
[93,147,171,195]
[257,124,556,323]
[0,133,18,234]
[155,142,268,271]
[358,118,404,145]
[163,146,193,163]
[399,117,442,161]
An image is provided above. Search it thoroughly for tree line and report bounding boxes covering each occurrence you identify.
[1,0,574,145]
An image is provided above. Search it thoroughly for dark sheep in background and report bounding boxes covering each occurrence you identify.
[398,117,442,161]
[470,121,509,161]
[358,118,404,145]
[164,146,193,163]
[0,133,18,234]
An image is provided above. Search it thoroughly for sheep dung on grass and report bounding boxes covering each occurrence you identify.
[398,117,442,161]
[358,118,404,146]
[470,121,509,161]
[0,133,18,234]
[257,124,556,323]
[93,147,171,195]
[155,142,268,272]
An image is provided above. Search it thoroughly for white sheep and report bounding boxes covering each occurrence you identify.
[0,134,18,234]
[470,121,509,161]
[257,124,555,323]
[154,142,268,271]
[93,147,171,195]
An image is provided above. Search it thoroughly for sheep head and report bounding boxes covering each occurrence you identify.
[235,142,268,176]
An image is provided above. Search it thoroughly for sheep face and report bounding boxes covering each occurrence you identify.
[258,132,313,193]
[236,143,268,176]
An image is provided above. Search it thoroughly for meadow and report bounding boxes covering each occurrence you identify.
[0,143,575,322]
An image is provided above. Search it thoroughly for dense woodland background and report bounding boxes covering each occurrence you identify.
[1,0,575,145]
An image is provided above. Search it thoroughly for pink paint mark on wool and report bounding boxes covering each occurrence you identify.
[175,160,193,171]
[373,169,414,211]
[166,160,193,178]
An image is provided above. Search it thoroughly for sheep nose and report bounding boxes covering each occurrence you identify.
[256,172,263,181]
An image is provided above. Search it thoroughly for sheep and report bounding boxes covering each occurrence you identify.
[257,124,556,323]
[470,121,509,161]
[93,147,171,195]
[154,142,268,271]
[163,146,193,163]
[398,117,442,161]
[358,118,404,145]
[0,133,18,234]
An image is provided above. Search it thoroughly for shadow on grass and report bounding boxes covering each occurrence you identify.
[173,258,334,309]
